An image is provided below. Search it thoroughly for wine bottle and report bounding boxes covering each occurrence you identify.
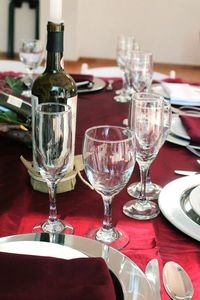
[32,21,77,172]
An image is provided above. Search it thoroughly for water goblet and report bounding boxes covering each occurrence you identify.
[123,93,164,220]
[19,39,44,97]
[127,100,172,200]
[33,102,74,234]
[114,35,139,103]
[83,125,136,249]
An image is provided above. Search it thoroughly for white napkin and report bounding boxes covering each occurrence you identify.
[161,82,200,106]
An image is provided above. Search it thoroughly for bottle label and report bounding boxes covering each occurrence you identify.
[31,94,77,174]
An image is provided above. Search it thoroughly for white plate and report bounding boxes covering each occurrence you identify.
[189,185,200,216]
[0,59,44,73]
[159,174,200,242]
[0,234,154,300]
[170,114,190,141]
[0,240,86,259]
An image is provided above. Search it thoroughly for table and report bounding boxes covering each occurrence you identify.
[0,79,200,299]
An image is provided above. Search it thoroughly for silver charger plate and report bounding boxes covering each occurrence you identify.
[0,233,153,300]
[78,78,106,93]
[159,174,200,242]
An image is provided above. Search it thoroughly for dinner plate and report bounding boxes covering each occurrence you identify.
[189,185,200,216]
[170,114,190,141]
[159,174,200,242]
[77,78,106,93]
[0,234,154,300]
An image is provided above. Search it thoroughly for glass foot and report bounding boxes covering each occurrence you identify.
[33,219,74,235]
[127,181,162,200]
[123,199,160,220]
[87,226,129,250]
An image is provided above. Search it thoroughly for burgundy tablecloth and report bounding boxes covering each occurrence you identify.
[0,80,200,299]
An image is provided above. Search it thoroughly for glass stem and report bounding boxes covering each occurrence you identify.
[139,165,149,203]
[102,195,113,231]
[47,181,58,223]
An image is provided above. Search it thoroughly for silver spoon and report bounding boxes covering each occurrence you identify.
[163,261,194,299]
[145,259,161,299]
[197,159,200,165]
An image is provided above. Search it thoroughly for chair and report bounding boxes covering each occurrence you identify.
[7,0,39,58]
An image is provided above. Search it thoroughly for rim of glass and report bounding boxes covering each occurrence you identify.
[37,102,71,115]
[84,125,134,143]
[133,92,164,102]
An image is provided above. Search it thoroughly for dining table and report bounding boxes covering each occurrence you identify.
[0,71,200,299]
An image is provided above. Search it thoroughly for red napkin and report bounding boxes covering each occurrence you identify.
[70,73,94,83]
[0,252,116,300]
[180,115,200,144]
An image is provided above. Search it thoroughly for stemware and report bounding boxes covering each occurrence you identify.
[33,102,74,234]
[123,93,164,220]
[115,35,139,103]
[19,39,44,97]
[83,125,136,249]
[127,100,172,200]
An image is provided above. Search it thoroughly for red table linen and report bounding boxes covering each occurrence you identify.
[0,252,116,300]
[0,79,200,299]
[180,115,200,144]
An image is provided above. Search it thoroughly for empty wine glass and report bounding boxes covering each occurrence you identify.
[33,102,74,234]
[19,39,44,97]
[83,125,136,249]
[123,93,164,220]
[115,35,139,103]
[127,100,172,200]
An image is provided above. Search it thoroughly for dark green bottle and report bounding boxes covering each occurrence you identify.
[32,21,77,172]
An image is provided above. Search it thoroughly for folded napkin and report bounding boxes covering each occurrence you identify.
[0,252,116,300]
[180,115,200,144]
[161,82,200,105]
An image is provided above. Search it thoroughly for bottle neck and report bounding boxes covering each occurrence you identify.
[46,51,63,71]
[45,22,64,72]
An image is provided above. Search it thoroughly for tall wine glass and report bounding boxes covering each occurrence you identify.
[115,35,139,103]
[33,103,74,234]
[123,93,164,220]
[83,125,136,249]
[19,39,44,97]
[127,100,172,200]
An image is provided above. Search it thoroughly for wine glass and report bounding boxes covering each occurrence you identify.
[83,125,136,249]
[33,102,74,234]
[123,93,164,220]
[19,39,44,97]
[114,35,139,103]
[127,100,172,200]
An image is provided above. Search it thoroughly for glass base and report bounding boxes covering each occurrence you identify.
[114,94,130,103]
[123,199,160,220]
[87,226,129,250]
[127,181,162,201]
[33,219,74,235]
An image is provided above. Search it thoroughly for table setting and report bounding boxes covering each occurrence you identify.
[1,2,200,299]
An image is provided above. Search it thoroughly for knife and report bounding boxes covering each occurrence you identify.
[145,259,161,300]
[174,170,200,176]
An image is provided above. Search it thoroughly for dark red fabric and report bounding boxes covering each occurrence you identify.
[180,115,200,144]
[0,253,116,300]
[70,73,94,83]
[0,79,200,299]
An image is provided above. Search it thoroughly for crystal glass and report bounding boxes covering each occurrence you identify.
[123,93,164,220]
[114,35,139,103]
[127,50,153,93]
[83,125,136,249]
[33,103,74,234]
[127,100,172,200]
[19,39,44,97]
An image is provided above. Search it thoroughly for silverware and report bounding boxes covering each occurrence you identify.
[106,79,114,91]
[174,170,200,176]
[186,145,200,157]
[163,261,194,300]
[145,259,161,299]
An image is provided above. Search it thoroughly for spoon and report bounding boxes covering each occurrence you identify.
[145,259,160,299]
[197,159,200,165]
[163,261,194,299]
